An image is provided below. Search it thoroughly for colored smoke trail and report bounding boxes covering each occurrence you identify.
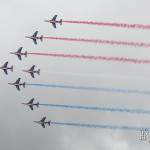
[28,52,150,64]
[26,83,150,95]
[63,20,150,30]
[51,121,150,131]
[39,103,150,115]
[43,36,150,48]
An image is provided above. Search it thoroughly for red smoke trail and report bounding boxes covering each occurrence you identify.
[28,52,150,64]
[43,36,150,48]
[63,20,150,30]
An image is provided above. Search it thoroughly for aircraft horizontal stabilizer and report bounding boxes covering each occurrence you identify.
[25,51,28,57]
[11,66,13,72]
[37,69,40,75]
[23,82,25,88]
[36,102,39,108]
[48,121,51,126]
[60,19,62,25]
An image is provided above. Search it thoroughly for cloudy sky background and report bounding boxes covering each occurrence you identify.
[0,0,150,149]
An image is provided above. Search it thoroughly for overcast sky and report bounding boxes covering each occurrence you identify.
[0,0,150,149]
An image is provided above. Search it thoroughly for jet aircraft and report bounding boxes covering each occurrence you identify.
[0,62,13,75]
[25,31,43,45]
[8,78,25,91]
[10,47,27,60]
[34,117,51,128]
[22,98,39,110]
[44,15,62,28]
[22,65,40,78]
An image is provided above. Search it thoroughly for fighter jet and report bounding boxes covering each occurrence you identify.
[22,65,40,78]
[8,78,25,91]
[22,98,39,110]
[0,62,13,75]
[44,15,62,28]
[25,31,43,45]
[10,47,27,60]
[34,117,51,128]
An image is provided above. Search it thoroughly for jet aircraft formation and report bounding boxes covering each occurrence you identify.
[1,15,62,128]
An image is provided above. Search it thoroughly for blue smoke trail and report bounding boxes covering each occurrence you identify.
[39,103,150,115]
[27,83,150,95]
[51,121,150,131]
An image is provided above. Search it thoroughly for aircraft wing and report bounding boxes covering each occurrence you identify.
[33,31,38,37]
[16,78,21,84]
[41,123,45,128]
[41,117,46,122]
[3,62,8,67]
[30,65,35,71]
[52,23,56,28]
[3,69,8,75]
[52,15,57,21]
[30,73,35,78]
[29,98,34,104]
[33,39,37,45]
[17,47,22,53]
[17,54,22,60]
[29,105,33,110]
[15,85,20,91]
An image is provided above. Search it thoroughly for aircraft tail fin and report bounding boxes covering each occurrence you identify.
[60,19,62,25]
[36,102,39,108]
[40,35,43,42]
[10,66,13,72]
[25,51,27,57]
[37,69,40,75]
[22,82,25,88]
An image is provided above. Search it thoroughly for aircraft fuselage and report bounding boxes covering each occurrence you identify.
[23,103,38,106]
[34,121,43,124]
[0,67,11,70]
[45,20,61,23]
[25,36,41,40]
[10,52,26,56]
[34,121,49,124]
[23,70,38,73]
[8,83,22,86]
[50,20,61,23]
